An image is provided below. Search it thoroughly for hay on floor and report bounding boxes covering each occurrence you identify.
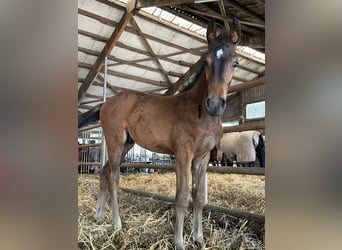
[78,173,265,250]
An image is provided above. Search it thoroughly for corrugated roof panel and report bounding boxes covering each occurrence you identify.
[134,15,205,49]
[237,46,265,64]
[78,51,97,65]
[159,10,176,22]
[118,31,148,52]
[78,34,105,51]
[168,53,201,65]
[110,46,149,61]
[79,0,125,22]
[173,16,192,29]
[87,84,104,96]
[136,60,159,70]
[131,82,168,92]
[159,59,189,75]
[78,68,90,80]
[146,39,181,56]
[78,15,114,37]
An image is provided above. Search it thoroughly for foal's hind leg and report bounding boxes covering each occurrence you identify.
[191,153,210,246]
[95,161,110,222]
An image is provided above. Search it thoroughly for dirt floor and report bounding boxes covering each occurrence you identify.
[78,172,265,249]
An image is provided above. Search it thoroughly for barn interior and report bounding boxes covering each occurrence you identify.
[78,0,265,249]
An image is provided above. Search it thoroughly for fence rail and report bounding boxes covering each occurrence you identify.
[120,187,265,223]
[120,163,265,176]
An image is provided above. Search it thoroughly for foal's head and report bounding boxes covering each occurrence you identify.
[204,18,241,116]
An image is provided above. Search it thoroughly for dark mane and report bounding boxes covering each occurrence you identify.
[179,61,205,92]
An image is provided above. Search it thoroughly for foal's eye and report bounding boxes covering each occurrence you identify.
[232,61,239,68]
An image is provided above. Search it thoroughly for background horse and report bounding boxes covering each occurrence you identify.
[78,18,241,249]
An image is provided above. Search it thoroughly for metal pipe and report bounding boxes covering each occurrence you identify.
[101,56,108,166]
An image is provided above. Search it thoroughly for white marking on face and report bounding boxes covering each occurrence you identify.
[216,48,224,59]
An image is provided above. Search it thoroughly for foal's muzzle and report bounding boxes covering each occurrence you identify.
[205,96,226,116]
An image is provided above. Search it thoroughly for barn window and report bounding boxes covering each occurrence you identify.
[246,101,265,119]
[222,120,239,127]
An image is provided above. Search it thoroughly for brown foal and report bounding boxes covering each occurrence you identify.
[89,18,241,249]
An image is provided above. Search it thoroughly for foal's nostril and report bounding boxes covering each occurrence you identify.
[221,99,226,108]
[206,98,211,108]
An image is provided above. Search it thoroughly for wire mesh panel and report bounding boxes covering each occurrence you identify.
[78,125,103,174]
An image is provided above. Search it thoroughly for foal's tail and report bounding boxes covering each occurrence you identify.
[78,103,103,128]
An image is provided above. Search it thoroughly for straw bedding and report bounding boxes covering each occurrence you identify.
[78,172,265,249]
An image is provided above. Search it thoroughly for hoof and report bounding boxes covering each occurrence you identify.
[112,218,122,230]
[95,213,104,223]
[193,234,204,246]
[173,241,185,250]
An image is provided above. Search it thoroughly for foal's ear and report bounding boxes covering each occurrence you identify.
[229,17,241,44]
[206,20,217,45]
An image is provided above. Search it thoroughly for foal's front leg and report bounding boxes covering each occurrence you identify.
[191,154,210,246]
[174,151,192,250]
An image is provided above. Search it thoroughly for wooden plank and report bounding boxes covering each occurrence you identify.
[218,0,230,32]
[79,99,103,105]
[130,16,173,86]
[223,120,265,133]
[79,8,204,56]
[179,6,265,29]
[78,9,134,101]
[78,143,102,148]
[227,0,264,24]
[228,76,265,93]
[106,68,169,87]
[78,162,102,166]
[136,0,194,9]
[78,123,101,132]
[120,187,265,223]
[120,163,265,175]
[164,58,203,95]
[78,62,169,87]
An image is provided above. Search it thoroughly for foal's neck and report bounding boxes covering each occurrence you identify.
[187,73,208,105]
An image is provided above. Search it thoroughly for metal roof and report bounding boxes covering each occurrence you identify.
[78,0,265,113]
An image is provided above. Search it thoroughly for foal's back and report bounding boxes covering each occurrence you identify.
[100,90,196,155]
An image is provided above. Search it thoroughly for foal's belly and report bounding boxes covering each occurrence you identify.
[127,115,174,155]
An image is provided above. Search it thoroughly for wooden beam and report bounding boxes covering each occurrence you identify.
[78,8,116,26]
[164,58,203,95]
[228,76,265,93]
[79,99,103,105]
[78,29,107,43]
[218,0,230,32]
[85,93,102,99]
[96,74,118,94]
[227,0,264,24]
[136,0,194,9]
[236,64,262,75]
[79,8,204,56]
[106,68,169,87]
[78,7,134,102]
[130,16,172,86]
[179,6,265,29]
[120,188,264,223]
[223,120,265,133]
[79,104,95,110]
[93,81,167,94]
[120,163,264,175]
[95,0,126,11]
[78,62,92,70]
